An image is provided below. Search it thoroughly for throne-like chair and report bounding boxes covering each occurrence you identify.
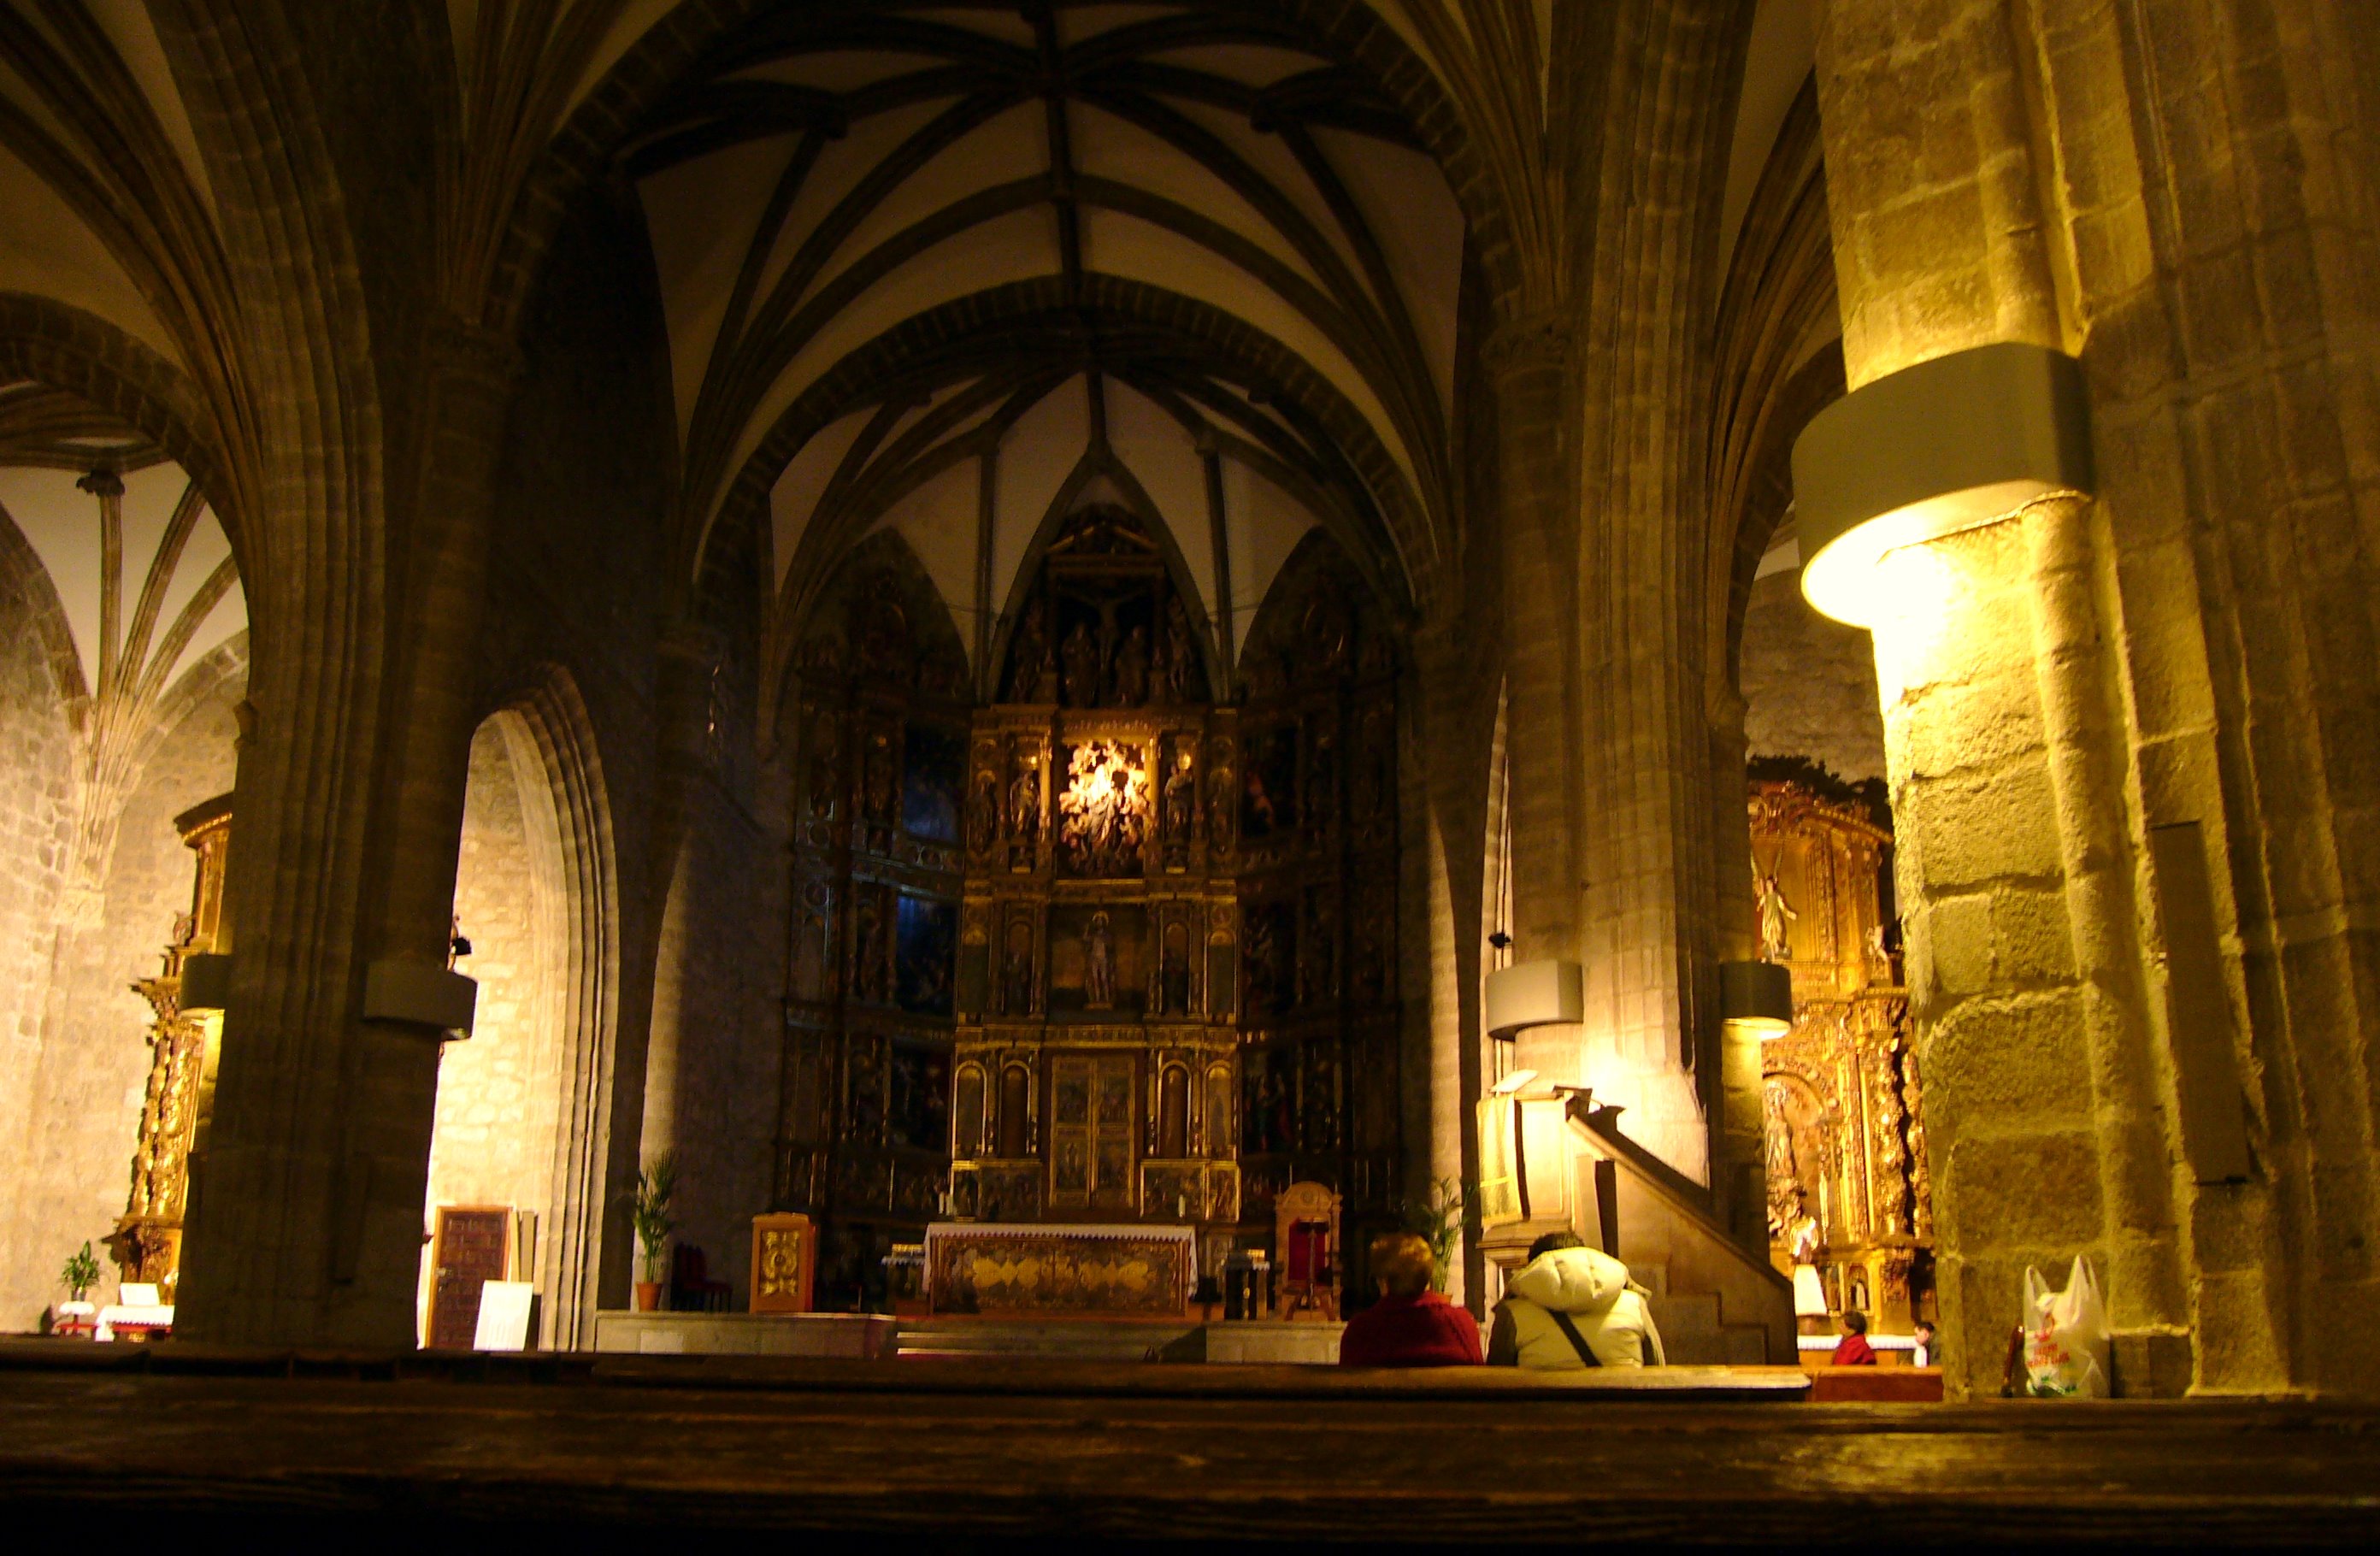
[1274,1181,1341,1321]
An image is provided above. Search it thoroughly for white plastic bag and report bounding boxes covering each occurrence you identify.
[2022,1255,2111,1398]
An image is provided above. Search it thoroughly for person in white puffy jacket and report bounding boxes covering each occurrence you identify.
[1485,1230,1666,1369]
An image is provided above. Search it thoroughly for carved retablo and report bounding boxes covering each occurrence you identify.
[109,794,233,1299]
[1748,778,1932,1334]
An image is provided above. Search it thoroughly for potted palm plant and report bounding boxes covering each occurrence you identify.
[629,1152,678,1312]
[1396,1177,1471,1293]
[56,1241,101,1338]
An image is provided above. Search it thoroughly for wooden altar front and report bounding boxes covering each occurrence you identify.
[923,1222,1196,1317]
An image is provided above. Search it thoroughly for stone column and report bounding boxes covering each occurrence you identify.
[1813,0,2194,1395]
[1708,687,1765,1247]
[178,323,521,1347]
[1482,315,1585,1090]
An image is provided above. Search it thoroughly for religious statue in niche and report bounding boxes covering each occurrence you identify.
[806,710,839,821]
[1160,922,1191,1015]
[792,880,834,1002]
[1307,728,1338,843]
[1082,911,1116,1010]
[1113,625,1151,705]
[857,586,913,684]
[1162,596,1199,704]
[968,767,999,852]
[1244,899,1295,1017]
[1008,752,1041,868]
[1007,598,1056,702]
[1301,888,1338,1008]
[900,723,963,845]
[1208,756,1235,853]
[863,726,899,838]
[1061,621,1101,708]
[1754,853,1797,962]
[1244,1043,1297,1155]
[1241,726,1297,842]
[895,894,957,1017]
[853,887,891,1005]
[1058,740,1146,876]
[1162,746,1198,869]
[1003,920,1035,1016]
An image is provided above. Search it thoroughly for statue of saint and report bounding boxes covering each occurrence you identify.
[1753,856,1798,962]
[1010,759,1040,840]
[1004,923,1034,1014]
[968,769,999,852]
[1113,624,1151,705]
[1060,621,1100,707]
[855,891,888,1003]
[863,728,898,828]
[1083,911,1116,1009]
[806,714,839,818]
[1161,926,1190,1014]
[1006,601,1052,702]
[1163,749,1197,840]
[1163,596,1197,702]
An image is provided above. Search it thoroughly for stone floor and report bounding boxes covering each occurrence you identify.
[0,1340,2371,1542]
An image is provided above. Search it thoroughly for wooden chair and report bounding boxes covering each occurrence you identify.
[669,1243,731,1312]
[1274,1181,1341,1321]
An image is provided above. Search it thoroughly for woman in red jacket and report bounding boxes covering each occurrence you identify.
[1337,1232,1482,1367]
[1832,1307,1878,1365]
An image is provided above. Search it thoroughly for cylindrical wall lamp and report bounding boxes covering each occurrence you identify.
[1484,958,1583,1039]
[178,952,233,1016]
[1717,958,1794,1039]
[1793,341,2094,627]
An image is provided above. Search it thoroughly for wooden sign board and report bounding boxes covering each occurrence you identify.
[751,1213,816,1314]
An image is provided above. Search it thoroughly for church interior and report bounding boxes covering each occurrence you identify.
[2,0,2377,1537]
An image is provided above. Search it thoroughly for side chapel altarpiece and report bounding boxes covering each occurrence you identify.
[1749,777,1934,1331]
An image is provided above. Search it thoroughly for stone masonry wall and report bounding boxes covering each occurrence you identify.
[1741,569,1888,786]
[420,718,563,1331]
[3,674,241,1325]
[0,557,78,1327]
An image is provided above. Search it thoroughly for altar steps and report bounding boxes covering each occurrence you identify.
[894,1317,1202,1362]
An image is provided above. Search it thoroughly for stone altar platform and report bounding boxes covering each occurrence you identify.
[592,1311,895,1358]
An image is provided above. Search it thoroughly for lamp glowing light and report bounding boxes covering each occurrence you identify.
[1794,341,2094,628]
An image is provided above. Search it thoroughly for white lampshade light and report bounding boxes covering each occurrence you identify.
[178,952,233,1015]
[1794,341,2094,628]
[1483,958,1582,1039]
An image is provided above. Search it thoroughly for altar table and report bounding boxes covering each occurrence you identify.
[924,1223,1195,1317]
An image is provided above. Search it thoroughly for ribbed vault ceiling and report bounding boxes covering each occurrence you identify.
[627,2,1467,636]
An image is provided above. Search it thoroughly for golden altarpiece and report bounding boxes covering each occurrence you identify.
[108,794,233,1297]
[779,514,1400,1309]
[1748,776,1934,1331]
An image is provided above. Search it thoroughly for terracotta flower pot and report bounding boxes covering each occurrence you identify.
[634,1281,663,1312]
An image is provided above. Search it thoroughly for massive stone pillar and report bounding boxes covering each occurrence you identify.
[1815,0,2380,1396]
[178,326,520,1346]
